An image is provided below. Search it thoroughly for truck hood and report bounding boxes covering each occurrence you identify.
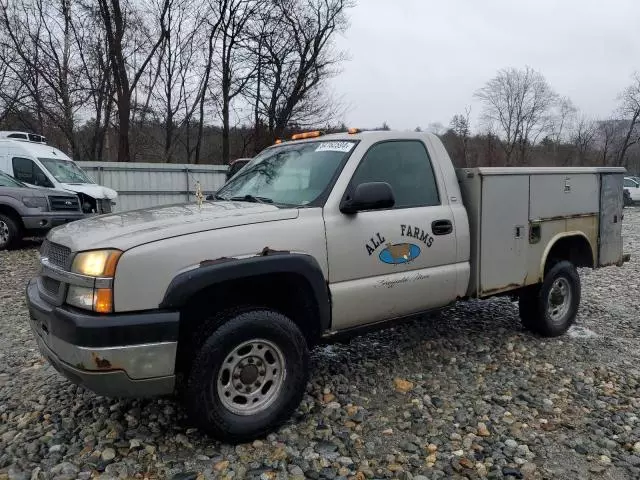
[47,200,299,251]
[59,183,118,200]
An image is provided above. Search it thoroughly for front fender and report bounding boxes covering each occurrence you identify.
[0,195,28,214]
[159,253,331,331]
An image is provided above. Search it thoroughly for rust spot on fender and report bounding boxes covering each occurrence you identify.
[533,213,597,222]
[91,353,112,369]
[480,283,523,297]
[260,247,289,256]
[200,257,234,267]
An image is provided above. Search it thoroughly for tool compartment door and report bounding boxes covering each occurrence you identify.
[599,173,624,266]
[479,174,530,295]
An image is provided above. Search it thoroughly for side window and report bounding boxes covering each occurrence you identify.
[624,178,637,188]
[12,157,33,183]
[350,140,440,208]
[12,157,53,187]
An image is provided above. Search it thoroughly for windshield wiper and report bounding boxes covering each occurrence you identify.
[228,194,274,204]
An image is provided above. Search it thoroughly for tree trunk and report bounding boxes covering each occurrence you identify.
[117,96,131,162]
[194,105,205,165]
[222,90,230,164]
[194,23,218,165]
[165,120,173,162]
[617,110,640,167]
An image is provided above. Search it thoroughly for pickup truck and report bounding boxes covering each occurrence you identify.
[0,170,84,249]
[26,130,629,442]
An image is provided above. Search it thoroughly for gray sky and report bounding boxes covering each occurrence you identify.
[331,0,640,132]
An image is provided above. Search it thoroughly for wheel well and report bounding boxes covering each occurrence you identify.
[544,235,594,274]
[179,273,323,349]
[0,204,24,230]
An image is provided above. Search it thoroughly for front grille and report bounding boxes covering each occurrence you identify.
[41,276,61,295]
[98,199,112,214]
[48,195,80,211]
[41,240,71,269]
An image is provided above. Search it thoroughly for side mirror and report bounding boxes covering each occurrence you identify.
[340,182,395,214]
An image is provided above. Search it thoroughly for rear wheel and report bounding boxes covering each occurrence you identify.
[0,214,21,250]
[518,261,581,337]
[183,309,309,442]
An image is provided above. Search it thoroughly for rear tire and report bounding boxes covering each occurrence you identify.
[183,309,309,442]
[518,261,581,337]
[0,214,21,250]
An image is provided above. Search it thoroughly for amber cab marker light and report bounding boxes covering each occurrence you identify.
[291,130,322,140]
[274,139,283,144]
[348,128,360,134]
[94,288,113,314]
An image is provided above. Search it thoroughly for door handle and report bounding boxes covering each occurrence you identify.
[432,219,453,236]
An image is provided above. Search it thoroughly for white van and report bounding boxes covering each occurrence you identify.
[0,131,117,214]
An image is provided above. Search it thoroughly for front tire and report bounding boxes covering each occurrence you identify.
[0,214,21,250]
[184,309,309,442]
[518,261,581,337]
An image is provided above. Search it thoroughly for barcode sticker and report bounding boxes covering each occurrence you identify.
[315,141,355,153]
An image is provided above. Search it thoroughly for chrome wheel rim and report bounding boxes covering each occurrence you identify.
[547,277,572,324]
[216,338,286,416]
[0,220,9,246]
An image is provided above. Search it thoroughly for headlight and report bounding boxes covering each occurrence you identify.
[22,196,48,210]
[72,249,122,277]
[67,249,121,313]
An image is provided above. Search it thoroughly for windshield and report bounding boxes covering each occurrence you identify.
[0,171,25,188]
[39,157,94,184]
[215,140,357,206]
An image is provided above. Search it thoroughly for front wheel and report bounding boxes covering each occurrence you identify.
[183,309,309,442]
[0,214,21,250]
[518,261,581,337]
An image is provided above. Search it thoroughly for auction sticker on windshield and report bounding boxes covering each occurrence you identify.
[315,141,355,153]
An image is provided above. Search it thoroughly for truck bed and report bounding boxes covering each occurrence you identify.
[456,167,626,298]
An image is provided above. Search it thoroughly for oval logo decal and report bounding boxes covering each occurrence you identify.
[379,243,421,265]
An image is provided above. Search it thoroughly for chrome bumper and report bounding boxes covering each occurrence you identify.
[26,279,178,397]
[31,328,176,397]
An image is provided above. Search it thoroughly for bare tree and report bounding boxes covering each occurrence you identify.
[142,0,205,162]
[475,66,558,165]
[70,1,116,161]
[193,3,225,164]
[594,119,625,166]
[571,117,597,165]
[214,0,261,164]
[0,34,23,124]
[426,121,446,136]
[616,72,640,167]
[0,0,89,158]
[550,96,577,145]
[450,106,471,165]
[96,0,171,162]
[249,0,354,143]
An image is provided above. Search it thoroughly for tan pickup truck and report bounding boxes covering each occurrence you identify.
[26,129,629,441]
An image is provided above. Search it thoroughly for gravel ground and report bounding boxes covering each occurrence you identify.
[1,210,639,480]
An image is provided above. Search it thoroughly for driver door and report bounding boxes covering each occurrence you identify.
[324,139,458,330]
